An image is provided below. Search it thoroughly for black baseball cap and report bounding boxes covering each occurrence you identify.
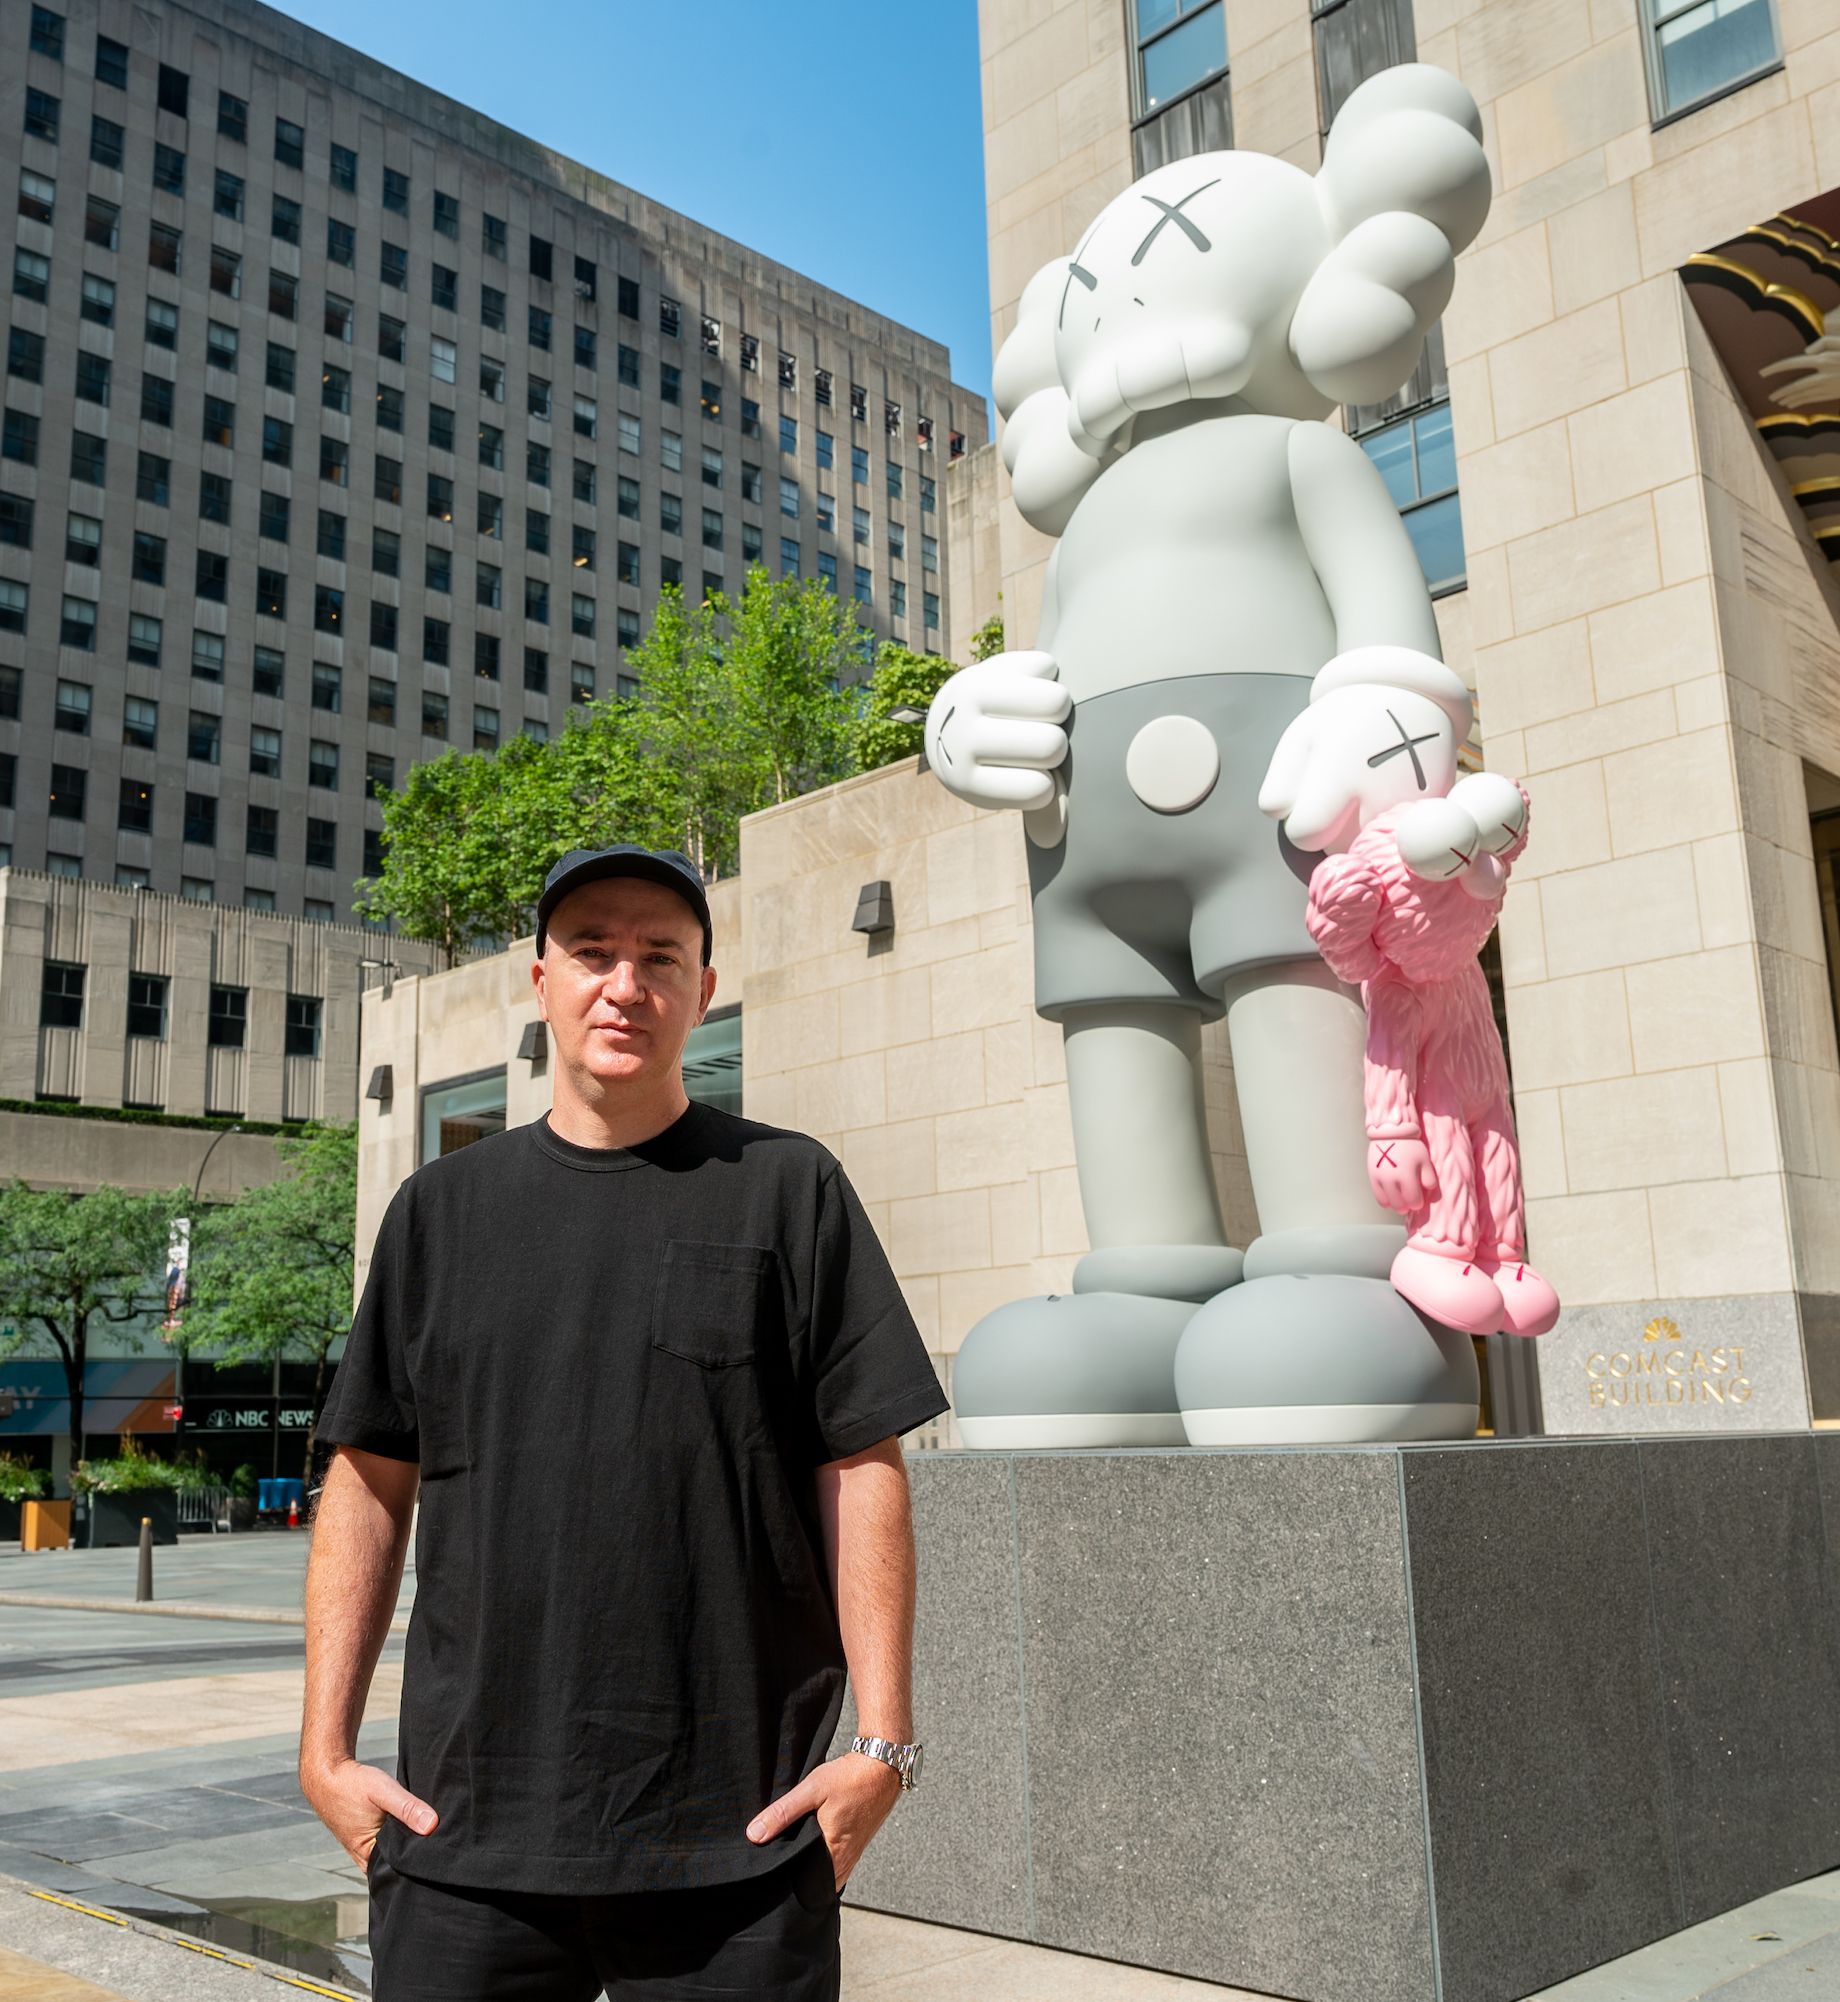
[535,846,713,962]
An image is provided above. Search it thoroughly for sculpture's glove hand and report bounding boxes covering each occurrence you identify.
[1446,771,1528,856]
[924,650,1071,813]
[1369,1137,1438,1214]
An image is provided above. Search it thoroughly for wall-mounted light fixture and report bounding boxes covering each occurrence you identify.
[851,880,895,938]
[364,1064,393,1107]
[517,1020,548,1063]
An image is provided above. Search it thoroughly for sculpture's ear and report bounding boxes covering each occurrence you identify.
[993,261,1067,421]
[1291,64,1491,406]
[1316,64,1491,254]
[995,258,1107,536]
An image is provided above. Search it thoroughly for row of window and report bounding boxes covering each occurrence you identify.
[39,957,322,1056]
[18,6,965,451]
[16,844,351,919]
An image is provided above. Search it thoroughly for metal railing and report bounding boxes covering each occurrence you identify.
[176,1484,231,1533]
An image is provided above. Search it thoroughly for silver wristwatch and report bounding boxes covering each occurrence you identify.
[851,1733,924,1792]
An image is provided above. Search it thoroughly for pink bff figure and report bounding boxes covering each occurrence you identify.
[1305,774,1560,1338]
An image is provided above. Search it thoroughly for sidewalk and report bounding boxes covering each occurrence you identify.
[3,1539,1836,2000]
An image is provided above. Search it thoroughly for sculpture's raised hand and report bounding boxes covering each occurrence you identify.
[924,650,1071,814]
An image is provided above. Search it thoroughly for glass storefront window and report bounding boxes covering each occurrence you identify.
[421,1068,507,1165]
[682,1009,743,1118]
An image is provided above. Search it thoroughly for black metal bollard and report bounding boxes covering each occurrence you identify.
[136,1515,153,1602]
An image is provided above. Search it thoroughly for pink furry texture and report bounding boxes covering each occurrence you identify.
[1307,795,1531,1262]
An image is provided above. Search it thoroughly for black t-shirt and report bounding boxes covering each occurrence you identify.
[315,1102,948,1896]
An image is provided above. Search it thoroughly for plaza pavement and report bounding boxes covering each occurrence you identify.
[0,1534,1835,2000]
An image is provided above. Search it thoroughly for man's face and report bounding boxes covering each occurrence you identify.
[532,876,716,1095]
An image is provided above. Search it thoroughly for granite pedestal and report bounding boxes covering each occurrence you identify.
[833,1434,1840,2002]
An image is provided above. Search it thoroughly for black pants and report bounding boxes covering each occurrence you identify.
[367,1841,842,2000]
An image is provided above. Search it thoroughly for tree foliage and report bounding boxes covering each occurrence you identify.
[0,1180,185,1483]
[852,644,955,772]
[180,1122,362,1476]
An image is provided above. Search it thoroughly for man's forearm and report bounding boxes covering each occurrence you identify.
[817,1439,917,1741]
[300,1445,416,1774]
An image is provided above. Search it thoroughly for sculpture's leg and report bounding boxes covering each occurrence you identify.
[1473,1101,1561,1336]
[950,1003,1239,1450]
[1392,1108,1504,1335]
[1174,955,1479,1444]
[1218,955,1401,1281]
[1064,1002,1245,1303]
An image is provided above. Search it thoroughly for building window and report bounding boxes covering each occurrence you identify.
[742,521,763,563]
[383,166,410,214]
[368,676,396,725]
[317,508,347,559]
[428,404,456,453]
[742,398,762,440]
[275,118,304,170]
[19,171,55,226]
[1355,400,1465,594]
[530,304,553,351]
[618,477,641,522]
[854,565,873,605]
[572,593,596,638]
[1129,0,1233,170]
[80,274,115,328]
[531,234,553,282]
[182,790,216,847]
[133,530,166,584]
[375,453,403,504]
[423,688,449,738]
[432,189,459,239]
[326,294,354,342]
[571,662,595,704]
[920,475,936,514]
[124,693,158,745]
[65,512,101,567]
[192,630,225,680]
[75,352,111,408]
[218,90,247,142]
[660,493,682,537]
[282,988,322,1057]
[780,413,799,455]
[49,763,87,820]
[153,143,186,196]
[617,274,639,318]
[13,249,50,303]
[3,409,40,465]
[482,283,507,332]
[209,985,247,1048]
[41,962,85,1030]
[483,212,507,261]
[780,537,801,579]
[207,320,240,372]
[659,296,680,338]
[618,541,640,586]
[1642,0,1781,121]
[330,143,357,192]
[428,474,454,521]
[260,490,291,542]
[780,475,800,519]
[703,508,724,551]
[304,821,338,878]
[617,610,640,651]
[256,567,286,619]
[379,313,406,363]
[97,34,129,88]
[619,412,641,457]
[924,590,941,631]
[262,415,293,467]
[0,579,27,632]
[702,445,725,489]
[56,679,91,734]
[254,648,285,697]
[574,459,597,504]
[246,801,279,855]
[128,616,162,667]
[309,740,339,789]
[577,324,598,369]
[90,115,123,168]
[25,89,61,142]
[314,584,343,633]
[432,264,458,313]
[60,595,97,648]
[818,550,838,593]
[250,726,281,777]
[662,430,684,474]
[0,491,32,546]
[370,602,398,651]
[187,709,221,764]
[127,973,167,1040]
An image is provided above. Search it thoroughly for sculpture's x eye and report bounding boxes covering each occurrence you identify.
[1131,179,1219,267]
[1058,248,1099,329]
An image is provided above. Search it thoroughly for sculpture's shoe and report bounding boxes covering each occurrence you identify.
[1390,1244,1504,1336]
[1176,1272,1478,1444]
[953,1291,1198,1449]
[1480,1257,1561,1337]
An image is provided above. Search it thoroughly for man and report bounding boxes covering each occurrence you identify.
[301,845,948,2000]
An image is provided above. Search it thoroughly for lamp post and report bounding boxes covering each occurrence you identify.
[171,1121,241,1446]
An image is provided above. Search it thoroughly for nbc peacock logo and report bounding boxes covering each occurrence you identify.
[1642,1316,1682,1343]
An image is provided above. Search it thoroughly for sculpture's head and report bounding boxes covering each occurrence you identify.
[996,62,1491,534]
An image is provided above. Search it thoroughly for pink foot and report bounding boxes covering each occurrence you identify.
[1390,1245,1504,1335]
[1480,1258,1560,1337]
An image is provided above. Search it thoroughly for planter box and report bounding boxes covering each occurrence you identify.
[21,1499,71,1551]
[82,1489,179,1548]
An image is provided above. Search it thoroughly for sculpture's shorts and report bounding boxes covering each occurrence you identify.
[1028,671,1318,1022]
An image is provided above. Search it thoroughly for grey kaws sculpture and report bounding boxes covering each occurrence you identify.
[923,65,1496,1447]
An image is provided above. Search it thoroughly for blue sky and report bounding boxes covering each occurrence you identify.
[278,0,994,411]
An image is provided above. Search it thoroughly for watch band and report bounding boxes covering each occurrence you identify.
[850,1733,923,1792]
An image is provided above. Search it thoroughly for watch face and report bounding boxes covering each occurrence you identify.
[907,1743,924,1788]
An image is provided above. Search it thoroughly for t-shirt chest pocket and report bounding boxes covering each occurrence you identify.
[651,1239,777,1369]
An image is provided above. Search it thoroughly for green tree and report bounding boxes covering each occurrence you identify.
[852,644,955,771]
[625,568,866,875]
[970,608,1005,662]
[178,1122,361,1478]
[0,1182,186,1489]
